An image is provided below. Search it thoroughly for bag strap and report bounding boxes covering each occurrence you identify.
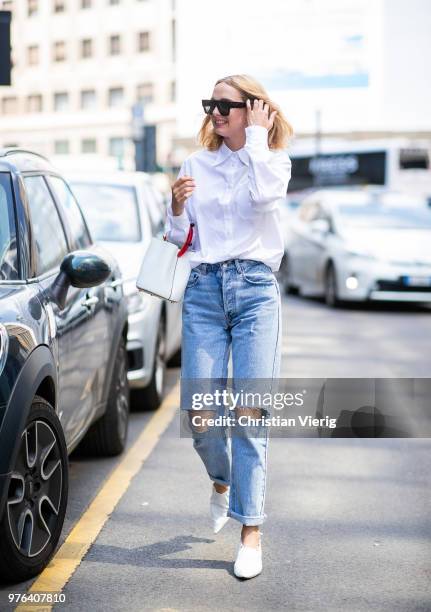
[177,223,195,257]
[163,223,195,258]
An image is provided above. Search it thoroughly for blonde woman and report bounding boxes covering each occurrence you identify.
[165,74,293,579]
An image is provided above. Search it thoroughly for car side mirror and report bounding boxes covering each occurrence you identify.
[49,250,111,309]
[310,218,330,234]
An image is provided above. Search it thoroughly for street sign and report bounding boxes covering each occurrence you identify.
[134,124,157,173]
[131,102,145,140]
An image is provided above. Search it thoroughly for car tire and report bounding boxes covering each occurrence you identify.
[132,315,166,411]
[325,263,343,308]
[77,337,130,457]
[283,255,299,295]
[0,396,69,584]
[166,346,181,368]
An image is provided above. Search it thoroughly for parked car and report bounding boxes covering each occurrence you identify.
[67,172,182,410]
[284,186,431,306]
[276,188,318,293]
[0,149,130,583]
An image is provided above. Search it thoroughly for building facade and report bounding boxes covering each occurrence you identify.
[1,0,430,170]
[0,0,177,169]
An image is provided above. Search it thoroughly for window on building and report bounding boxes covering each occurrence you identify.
[53,0,65,12]
[53,41,66,62]
[109,34,121,56]
[81,139,97,153]
[27,45,39,65]
[28,0,38,17]
[137,31,150,52]
[108,87,124,107]
[81,38,93,58]
[80,89,96,109]
[54,140,70,154]
[24,176,68,275]
[1,97,18,115]
[109,137,125,158]
[26,94,43,113]
[136,82,153,104]
[54,92,69,111]
[170,80,176,102]
[81,0,91,8]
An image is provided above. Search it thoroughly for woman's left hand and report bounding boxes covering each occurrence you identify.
[246,99,277,131]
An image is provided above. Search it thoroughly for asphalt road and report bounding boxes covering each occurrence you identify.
[1,293,430,611]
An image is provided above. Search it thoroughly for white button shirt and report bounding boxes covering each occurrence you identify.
[164,125,292,272]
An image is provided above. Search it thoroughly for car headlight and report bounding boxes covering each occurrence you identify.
[0,323,9,377]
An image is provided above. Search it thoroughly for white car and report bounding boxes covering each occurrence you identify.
[68,171,182,409]
[276,189,318,293]
[285,186,431,306]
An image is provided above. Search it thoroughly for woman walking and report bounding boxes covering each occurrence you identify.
[164,74,293,579]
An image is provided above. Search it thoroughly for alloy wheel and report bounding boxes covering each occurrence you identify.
[7,419,63,558]
[155,322,166,398]
[115,347,129,444]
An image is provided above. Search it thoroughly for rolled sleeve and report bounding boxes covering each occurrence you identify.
[244,125,292,211]
[164,161,192,247]
[164,199,191,247]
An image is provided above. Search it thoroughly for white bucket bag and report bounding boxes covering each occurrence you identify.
[136,223,195,302]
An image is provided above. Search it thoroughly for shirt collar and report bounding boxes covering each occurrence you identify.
[212,141,249,166]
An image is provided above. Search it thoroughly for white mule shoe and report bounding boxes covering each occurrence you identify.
[233,541,262,579]
[210,485,230,534]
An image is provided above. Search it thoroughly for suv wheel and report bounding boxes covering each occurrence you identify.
[0,396,68,583]
[77,337,130,456]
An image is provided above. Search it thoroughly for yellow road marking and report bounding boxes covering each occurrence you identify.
[15,382,180,612]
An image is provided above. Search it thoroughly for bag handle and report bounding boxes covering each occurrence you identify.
[163,223,195,258]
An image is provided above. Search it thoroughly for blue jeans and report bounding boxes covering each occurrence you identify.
[180,259,282,525]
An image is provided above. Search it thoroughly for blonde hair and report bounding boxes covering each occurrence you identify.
[198,74,294,151]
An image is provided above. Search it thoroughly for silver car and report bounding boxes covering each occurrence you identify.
[285,186,431,306]
[68,171,182,408]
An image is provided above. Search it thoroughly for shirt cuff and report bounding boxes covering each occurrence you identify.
[245,125,270,150]
[167,202,190,229]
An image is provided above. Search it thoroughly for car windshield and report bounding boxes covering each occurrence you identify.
[70,182,141,242]
[335,203,431,230]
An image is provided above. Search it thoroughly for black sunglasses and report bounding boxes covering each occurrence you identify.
[202,98,252,116]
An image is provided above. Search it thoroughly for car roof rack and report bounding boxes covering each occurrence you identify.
[0,148,50,162]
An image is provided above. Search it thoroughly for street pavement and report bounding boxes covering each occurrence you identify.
[1,294,430,611]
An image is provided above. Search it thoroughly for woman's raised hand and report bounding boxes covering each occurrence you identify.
[171,175,196,215]
[246,99,277,131]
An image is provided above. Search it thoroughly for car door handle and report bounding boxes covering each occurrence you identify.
[81,296,99,309]
[109,276,135,289]
[109,279,123,289]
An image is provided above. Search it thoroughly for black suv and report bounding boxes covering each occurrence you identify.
[0,149,130,583]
